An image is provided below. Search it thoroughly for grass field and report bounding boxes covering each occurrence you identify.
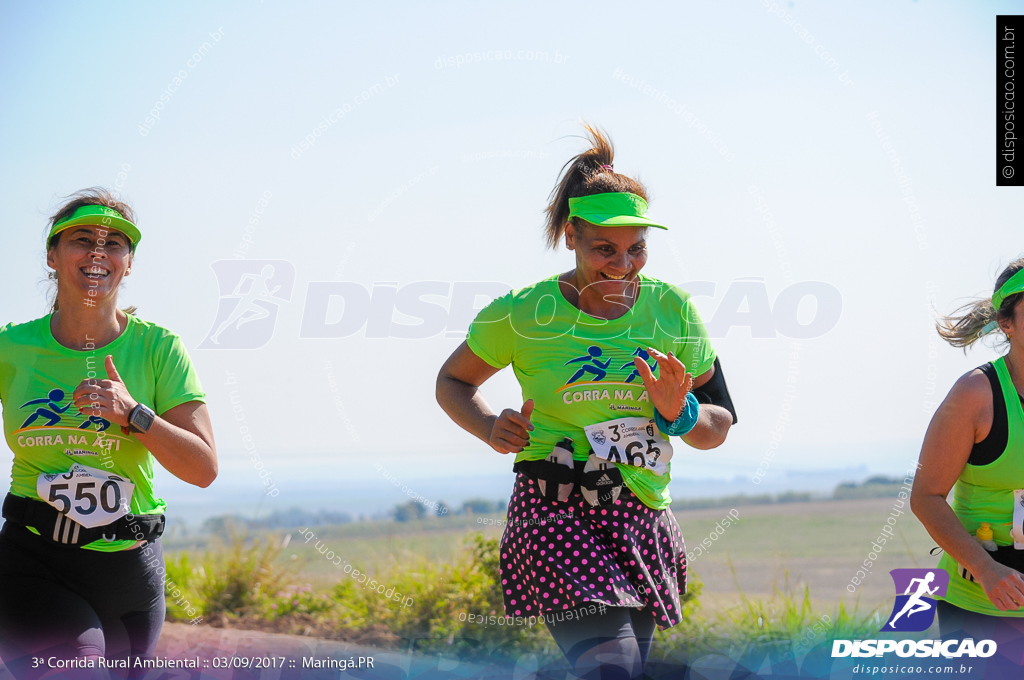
[165,495,932,624]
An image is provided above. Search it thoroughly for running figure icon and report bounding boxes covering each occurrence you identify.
[78,414,111,431]
[19,389,71,428]
[210,264,285,344]
[620,347,657,384]
[565,346,612,384]
[888,572,939,627]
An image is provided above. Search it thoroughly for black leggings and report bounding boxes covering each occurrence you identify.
[0,522,165,680]
[545,604,658,680]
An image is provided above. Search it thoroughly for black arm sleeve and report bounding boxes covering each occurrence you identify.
[692,357,737,424]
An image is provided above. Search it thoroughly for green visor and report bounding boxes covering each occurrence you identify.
[567,192,668,230]
[993,269,1024,311]
[48,205,141,248]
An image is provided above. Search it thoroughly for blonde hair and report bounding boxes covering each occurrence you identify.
[937,258,1024,350]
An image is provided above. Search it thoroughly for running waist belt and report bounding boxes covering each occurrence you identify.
[514,457,624,507]
[956,545,1024,583]
[1,494,165,547]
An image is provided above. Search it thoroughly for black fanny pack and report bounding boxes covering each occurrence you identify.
[990,545,1024,572]
[946,544,1024,583]
[2,493,165,547]
[514,446,624,507]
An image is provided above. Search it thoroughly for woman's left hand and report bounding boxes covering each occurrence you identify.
[633,347,694,423]
[72,355,138,427]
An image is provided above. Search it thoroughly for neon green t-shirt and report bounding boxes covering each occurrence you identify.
[467,273,717,510]
[0,313,205,551]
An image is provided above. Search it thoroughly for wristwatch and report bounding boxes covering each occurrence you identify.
[128,403,156,434]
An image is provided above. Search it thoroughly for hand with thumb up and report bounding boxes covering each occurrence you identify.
[72,354,140,428]
[489,399,535,454]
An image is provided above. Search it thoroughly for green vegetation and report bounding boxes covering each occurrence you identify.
[650,571,879,662]
[159,494,935,665]
[163,527,879,662]
[164,531,553,658]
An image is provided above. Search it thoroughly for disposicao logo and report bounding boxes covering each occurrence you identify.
[831,639,996,659]
[831,569,996,659]
[883,568,947,632]
[200,260,295,350]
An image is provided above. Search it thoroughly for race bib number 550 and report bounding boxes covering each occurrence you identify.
[584,417,674,476]
[37,464,134,529]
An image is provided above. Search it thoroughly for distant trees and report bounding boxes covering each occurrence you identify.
[832,476,906,500]
[200,507,352,536]
[393,501,428,522]
[461,498,508,514]
[390,498,508,522]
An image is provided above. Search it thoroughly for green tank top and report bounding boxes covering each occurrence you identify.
[938,356,1024,615]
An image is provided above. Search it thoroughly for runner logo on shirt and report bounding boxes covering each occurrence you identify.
[15,385,125,455]
[564,346,611,384]
[558,346,661,407]
[20,389,72,428]
[564,346,659,386]
[19,387,112,431]
[620,347,656,384]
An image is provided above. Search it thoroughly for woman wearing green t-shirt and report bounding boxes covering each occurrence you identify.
[0,188,218,679]
[437,126,737,679]
[913,258,1024,670]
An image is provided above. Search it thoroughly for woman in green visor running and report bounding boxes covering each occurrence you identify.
[437,125,737,679]
[0,188,218,679]
[913,258,1024,673]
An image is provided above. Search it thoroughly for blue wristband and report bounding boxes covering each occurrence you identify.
[654,392,700,437]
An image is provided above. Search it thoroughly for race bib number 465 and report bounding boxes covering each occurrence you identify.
[37,464,134,529]
[584,417,674,476]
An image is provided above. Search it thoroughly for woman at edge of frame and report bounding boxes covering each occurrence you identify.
[912,257,1024,669]
[436,125,738,679]
[0,188,218,679]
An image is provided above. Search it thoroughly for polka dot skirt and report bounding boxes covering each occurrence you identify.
[499,473,687,630]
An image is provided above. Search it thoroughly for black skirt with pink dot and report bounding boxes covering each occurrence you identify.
[499,473,687,631]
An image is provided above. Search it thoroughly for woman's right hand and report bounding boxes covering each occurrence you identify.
[977,561,1024,611]
[488,399,534,454]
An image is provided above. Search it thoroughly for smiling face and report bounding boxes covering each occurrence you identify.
[564,221,648,299]
[46,225,133,305]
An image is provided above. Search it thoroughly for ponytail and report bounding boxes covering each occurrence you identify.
[937,258,1024,350]
[543,123,649,250]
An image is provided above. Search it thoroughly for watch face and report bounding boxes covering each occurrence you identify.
[132,406,155,432]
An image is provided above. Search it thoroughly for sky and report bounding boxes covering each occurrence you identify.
[0,0,1018,521]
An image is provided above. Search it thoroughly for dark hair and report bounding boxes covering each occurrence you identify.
[46,187,137,315]
[937,257,1024,350]
[543,123,649,250]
